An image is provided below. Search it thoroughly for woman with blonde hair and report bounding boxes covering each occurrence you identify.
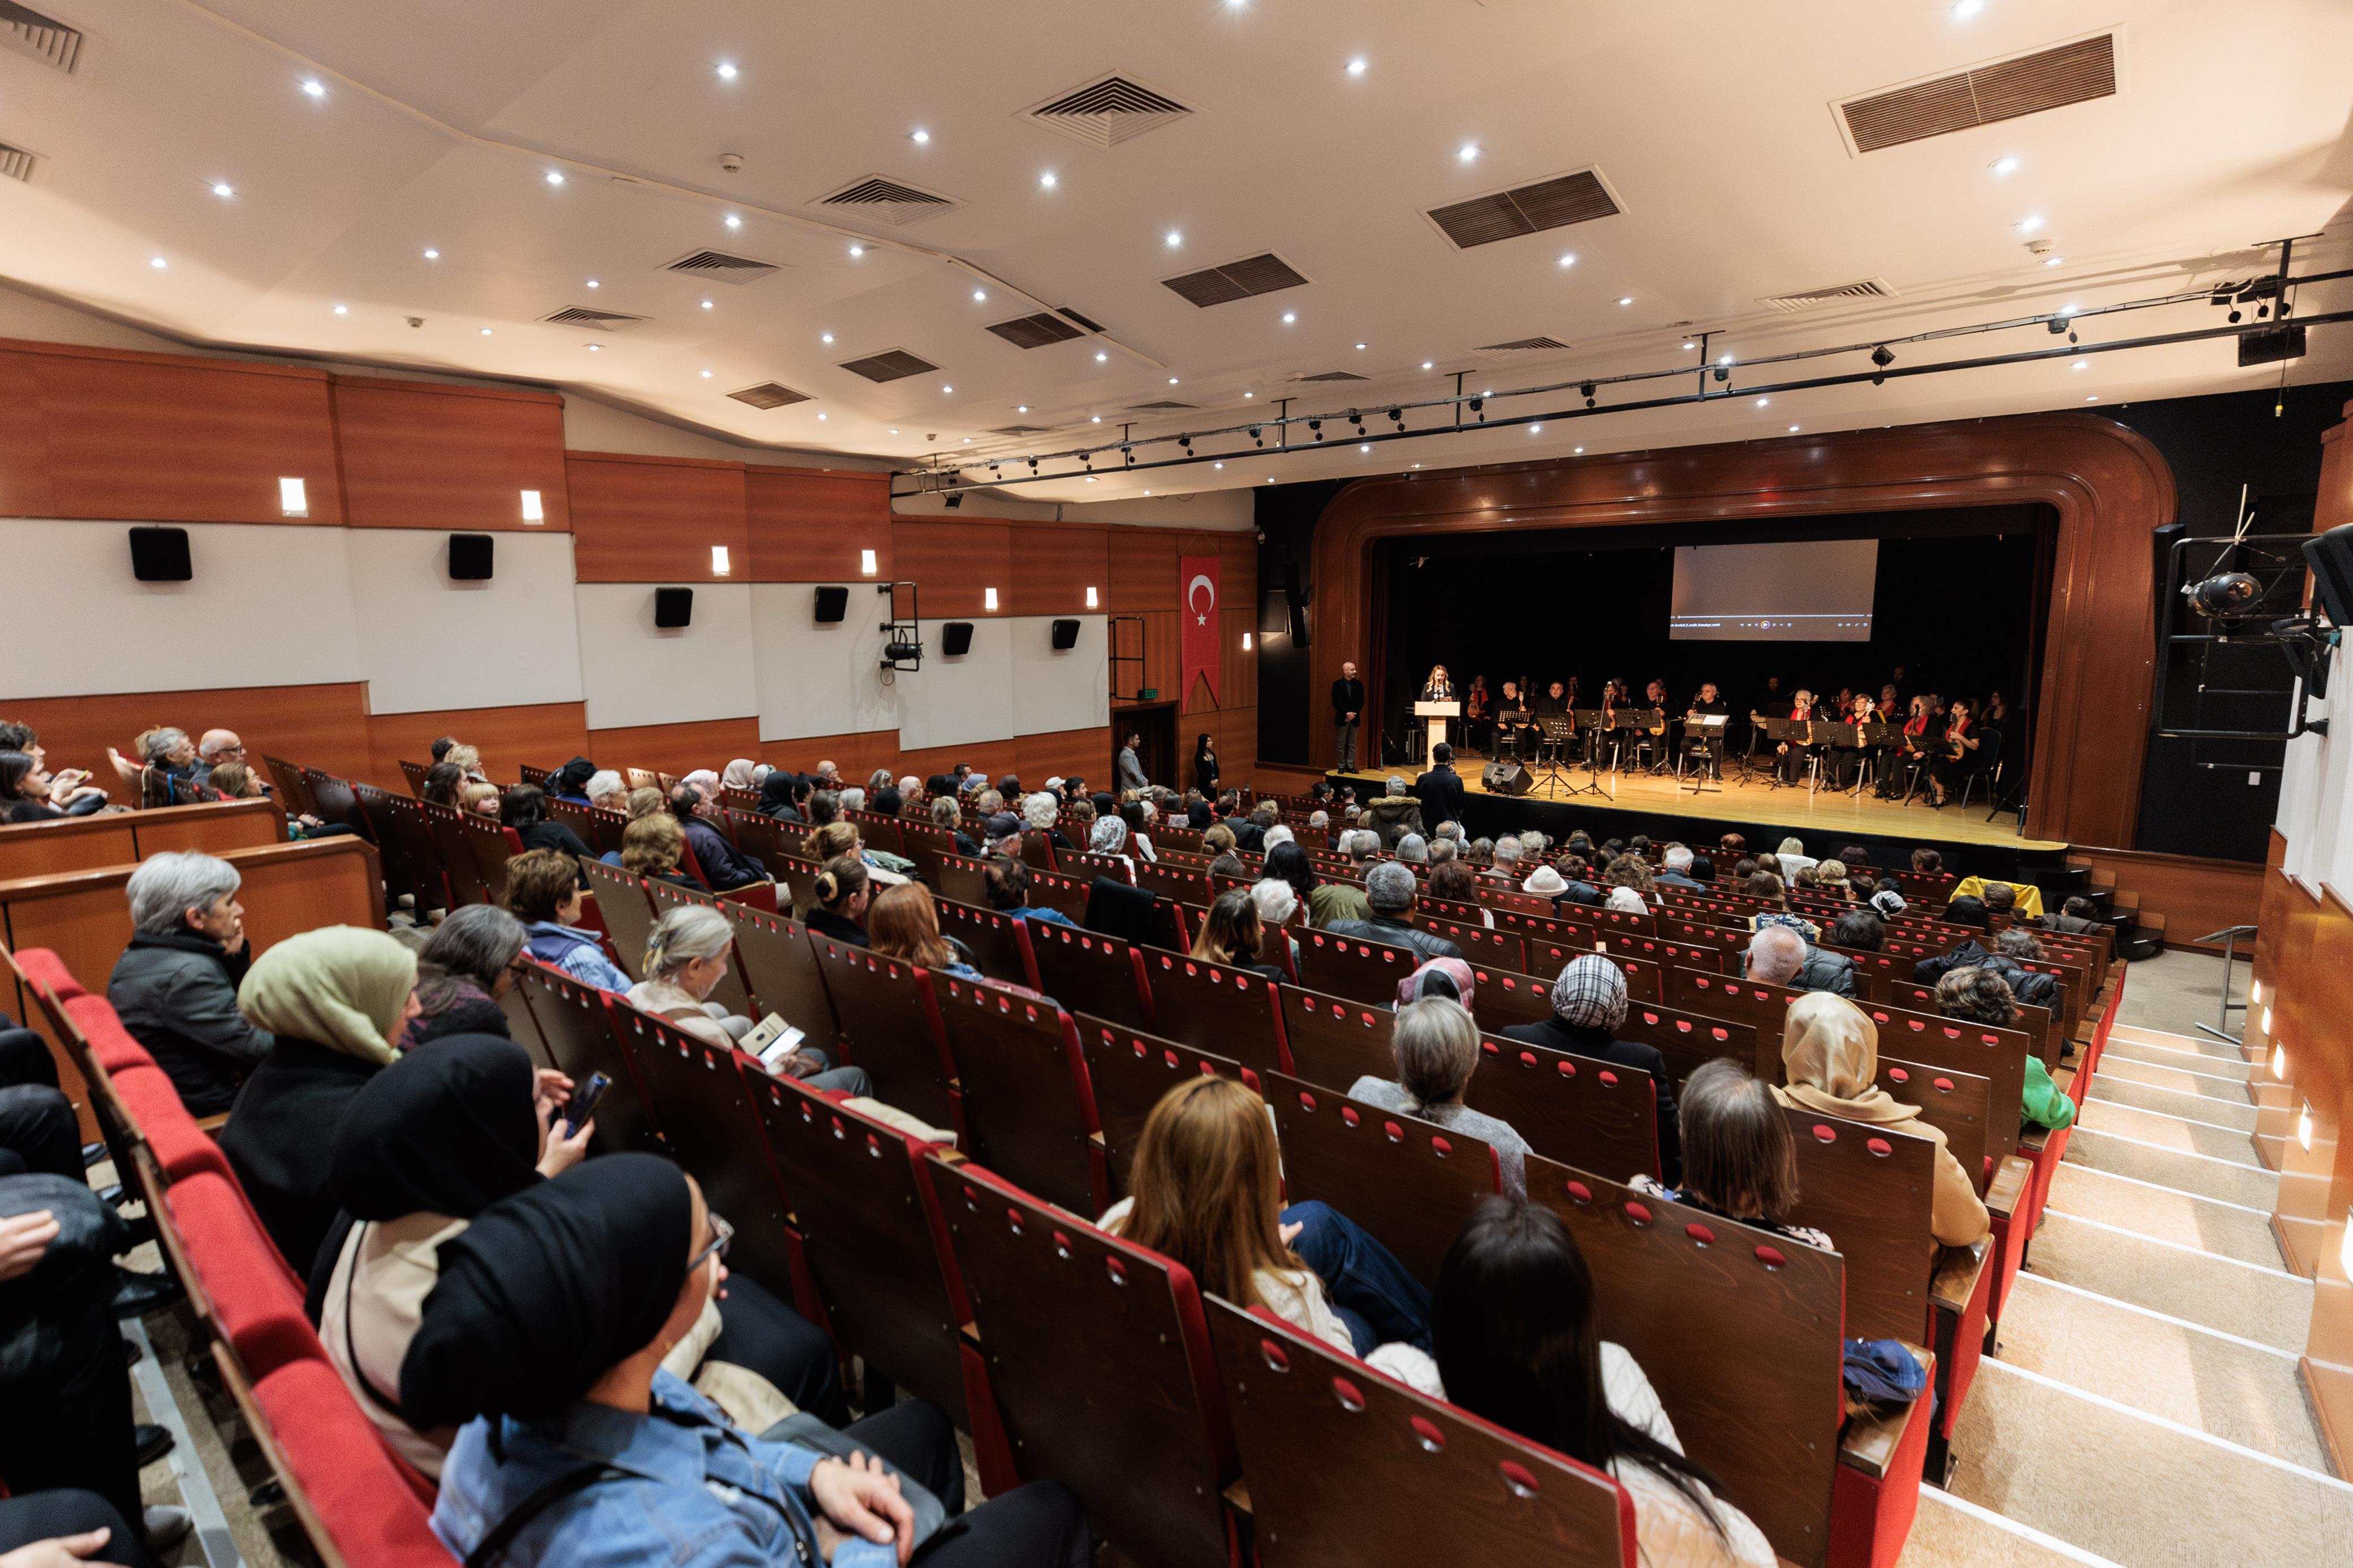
[443,743,485,782]
[621,813,705,891]
[1104,1075,1431,1359]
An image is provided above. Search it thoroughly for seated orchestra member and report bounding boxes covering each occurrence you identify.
[1347,996,1531,1200]
[1493,679,1529,755]
[1772,688,1820,783]
[1631,1059,1835,1251]
[1533,678,1571,715]
[1886,696,1937,797]
[1928,697,1983,806]
[1464,675,1492,751]
[1830,693,1880,790]
[1683,681,1730,776]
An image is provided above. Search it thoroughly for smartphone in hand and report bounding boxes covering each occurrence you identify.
[562,1072,611,1135]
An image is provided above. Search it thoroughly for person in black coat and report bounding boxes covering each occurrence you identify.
[1414,743,1467,830]
[502,784,594,882]
[671,785,768,892]
[1331,660,1366,771]
[1193,733,1219,796]
[1498,954,1680,1185]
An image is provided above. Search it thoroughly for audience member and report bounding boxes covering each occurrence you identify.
[398,905,527,1050]
[1395,831,1429,865]
[626,905,755,1047]
[0,750,98,822]
[759,771,809,822]
[721,758,762,794]
[1021,792,1074,852]
[507,849,635,992]
[1364,776,1424,848]
[503,783,594,869]
[1743,872,1820,942]
[1498,955,1679,1184]
[804,856,873,947]
[1347,997,1530,1199]
[1308,845,1373,927]
[2039,895,2106,936]
[1088,813,1135,874]
[1656,845,1704,889]
[1630,1059,1834,1250]
[1747,923,1854,997]
[867,883,980,981]
[1192,888,1284,981]
[1934,969,2077,1130]
[107,852,270,1116]
[459,780,502,818]
[548,757,598,804]
[673,784,769,892]
[931,794,980,855]
[1326,862,1462,961]
[1826,910,1885,952]
[1910,897,2059,1009]
[1486,836,1523,884]
[622,814,706,891]
[982,856,1075,927]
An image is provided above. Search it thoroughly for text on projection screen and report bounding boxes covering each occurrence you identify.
[1669,539,1878,642]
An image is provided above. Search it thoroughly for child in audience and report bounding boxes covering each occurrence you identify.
[1630,1059,1833,1250]
[1346,997,1530,1200]
[1102,1076,1432,1362]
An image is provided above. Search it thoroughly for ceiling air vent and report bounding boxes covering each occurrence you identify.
[1425,169,1622,250]
[1290,371,1369,383]
[1127,400,1196,411]
[1057,305,1106,334]
[1759,277,1898,314]
[814,175,960,227]
[1839,34,2117,154]
[1472,337,1571,358]
[1024,74,1193,149]
[666,250,782,285]
[989,425,1053,436]
[839,348,938,383]
[0,139,36,183]
[541,306,650,332]
[0,2,83,74]
[728,382,811,410]
[1161,252,1310,309]
[986,312,1085,350]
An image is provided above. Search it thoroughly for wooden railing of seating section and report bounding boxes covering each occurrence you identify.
[0,797,285,883]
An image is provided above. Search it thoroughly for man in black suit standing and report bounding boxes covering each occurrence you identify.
[1415,742,1467,830]
[1332,660,1365,771]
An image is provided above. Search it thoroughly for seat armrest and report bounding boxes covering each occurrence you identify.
[1985,1155,2032,1220]
[1930,1239,1990,1315]
[1838,1342,1936,1479]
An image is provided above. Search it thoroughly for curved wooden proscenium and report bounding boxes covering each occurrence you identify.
[1308,413,2176,849]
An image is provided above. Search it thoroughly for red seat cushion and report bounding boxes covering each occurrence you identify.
[63,994,159,1075]
[13,948,87,1004]
[251,1359,455,1565]
[167,1172,322,1377]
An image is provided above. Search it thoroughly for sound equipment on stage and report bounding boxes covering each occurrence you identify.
[942,621,975,656]
[128,526,191,582]
[2306,522,2353,631]
[814,585,849,623]
[447,533,494,581]
[1050,617,1080,650]
[1482,761,1532,796]
[654,586,694,628]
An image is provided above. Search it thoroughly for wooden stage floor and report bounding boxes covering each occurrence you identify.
[1331,759,2065,854]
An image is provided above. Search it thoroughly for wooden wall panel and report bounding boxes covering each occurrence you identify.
[2063,846,2264,952]
[333,377,571,532]
[1014,726,1114,787]
[1006,524,1110,616]
[0,681,376,785]
[895,737,1023,791]
[1309,414,2176,848]
[757,730,904,784]
[1113,610,1180,706]
[1107,527,1178,612]
[0,348,51,519]
[367,701,591,791]
[2,339,343,524]
[588,716,763,782]
[889,521,1012,619]
[746,468,893,582]
[567,452,748,584]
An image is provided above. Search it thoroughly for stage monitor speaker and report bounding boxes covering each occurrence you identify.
[654,586,694,629]
[1282,559,1310,646]
[942,620,974,656]
[813,585,849,623]
[1482,761,1533,797]
[448,533,494,580]
[1050,617,1080,650]
[2305,522,2353,630]
[128,526,191,582]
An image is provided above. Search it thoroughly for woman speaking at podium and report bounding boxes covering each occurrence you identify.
[1420,665,1455,701]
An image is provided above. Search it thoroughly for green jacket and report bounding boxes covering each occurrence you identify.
[2022,1055,2076,1130]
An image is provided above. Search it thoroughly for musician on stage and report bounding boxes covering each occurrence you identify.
[1464,675,1492,753]
[1830,692,1880,789]
[1686,681,1730,778]
[1494,679,1530,759]
[1532,679,1571,715]
[1774,687,1821,783]
[1929,697,1982,807]
[1884,694,1936,798]
[1876,684,1901,722]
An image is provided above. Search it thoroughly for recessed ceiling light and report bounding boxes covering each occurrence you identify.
[1529,425,1541,435]
[2017,214,2044,232]
[2085,394,2099,402]
[149,256,166,269]
[1572,447,1583,454]
[716,61,737,80]
[1458,143,1479,162]
[1558,253,1576,268]
[1165,230,1183,247]
[960,435,967,441]
[212,183,234,197]
[1347,58,1368,75]
[1214,461,1225,469]
[972,289,987,302]
[1017,404,1030,412]
[1169,377,1180,385]
[701,370,713,378]
[300,79,325,98]
[1681,340,1696,350]
[1086,476,1098,483]
[1755,397,1769,407]
[1244,391,1254,399]
[1265,477,1274,483]
[423,248,439,259]
[2058,302,2079,316]
[1095,351,1108,362]
[1412,463,1422,468]
[821,333,834,344]
[480,327,493,335]
[890,428,899,434]
[1617,296,1634,306]
[545,171,564,186]
[1952,0,1983,16]
[701,300,714,309]
[1360,443,1371,453]
[1718,353,1734,365]
[1144,489,1153,495]
[1040,171,1057,188]
[1989,155,2020,176]
[1092,415,1102,422]
[1282,312,1296,323]
[332,304,347,314]
[942,385,954,393]
[911,129,930,144]
[2044,256,2065,267]
[1788,424,1800,432]
[848,244,864,257]
[725,214,742,229]
[585,279,599,288]
[1421,360,1433,370]
[585,343,600,351]
[2071,359,2089,371]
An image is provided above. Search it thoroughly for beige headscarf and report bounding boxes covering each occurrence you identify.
[238,926,419,1065]
[720,759,760,791]
[1775,991,1915,1124]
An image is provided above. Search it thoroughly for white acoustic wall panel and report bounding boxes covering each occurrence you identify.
[0,519,360,700]
[893,616,1016,753]
[1010,615,1109,736]
[346,529,584,715]
[748,582,902,742]
[572,582,758,730]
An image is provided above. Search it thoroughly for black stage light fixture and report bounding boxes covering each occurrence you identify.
[1249,424,1264,446]
[1386,407,1402,427]
[1467,396,1482,413]
[2182,571,2264,619]
[1579,382,1595,400]
[1178,435,1191,450]
[943,490,963,509]
[1871,345,1895,368]
[1309,418,1323,440]
[1712,366,1730,383]
[884,638,922,663]
[1027,456,1038,469]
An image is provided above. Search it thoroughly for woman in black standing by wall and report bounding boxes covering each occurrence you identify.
[1192,732,1219,796]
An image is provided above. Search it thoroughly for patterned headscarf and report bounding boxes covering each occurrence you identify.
[1548,953,1628,1032]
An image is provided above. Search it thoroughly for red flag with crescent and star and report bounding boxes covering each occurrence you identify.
[1179,554,1222,706]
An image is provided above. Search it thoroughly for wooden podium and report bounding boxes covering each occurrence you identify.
[1413,699,1461,771]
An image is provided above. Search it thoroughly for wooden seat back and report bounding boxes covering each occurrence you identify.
[1295,927,1424,1006]
[1135,948,1286,1074]
[809,938,956,1128]
[896,820,955,888]
[721,808,788,869]
[1878,1056,1992,1195]
[1074,1016,1255,1199]
[1277,983,1395,1096]
[844,809,904,856]
[1846,1002,2029,1163]
[398,759,430,795]
[719,904,838,1040]
[607,1007,795,1298]
[1017,830,1057,872]
[1061,849,1135,885]
[936,852,991,909]
[261,756,320,820]
[576,857,656,982]
[1136,861,1212,905]
[924,1152,1236,1568]
[551,799,626,858]
[1456,962,1558,1031]
[1618,1001,1757,1098]
[1605,934,1725,975]
[937,898,1040,989]
[1527,1159,1843,1568]
[1781,1107,1938,1341]
[1416,917,1526,974]
[1468,1034,1658,1182]
[301,769,372,841]
[420,800,489,906]
[354,785,434,914]
[1024,865,1093,923]
[770,850,822,921]
[0,798,284,882]
[641,878,756,1017]
[1263,1069,1501,1288]
[752,1074,971,1423]
[513,961,657,1153]
[1206,1293,1635,1568]
[1027,921,1155,1033]
[1668,967,1802,1036]
[459,813,524,902]
[931,975,1106,1215]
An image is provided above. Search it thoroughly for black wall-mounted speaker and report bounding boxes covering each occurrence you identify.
[813,585,849,623]
[128,526,191,582]
[2306,522,2353,631]
[654,586,695,629]
[942,620,975,656]
[1050,617,1080,649]
[448,533,494,580]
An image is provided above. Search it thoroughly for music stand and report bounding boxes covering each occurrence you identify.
[1622,707,1670,775]
[1679,716,1727,793]
[1752,715,1818,792]
[1846,721,1903,797]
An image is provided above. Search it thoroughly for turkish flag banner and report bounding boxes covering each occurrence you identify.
[1179,554,1222,707]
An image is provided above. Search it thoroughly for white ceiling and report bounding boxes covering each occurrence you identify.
[3,0,2352,504]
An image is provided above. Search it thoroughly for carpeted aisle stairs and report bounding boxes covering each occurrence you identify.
[1900,1021,2353,1567]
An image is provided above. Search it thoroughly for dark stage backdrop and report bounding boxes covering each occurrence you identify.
[1373,504,2049,763]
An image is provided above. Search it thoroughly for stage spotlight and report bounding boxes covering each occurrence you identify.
[2229,309,2243,323]
[1579,382,1595,400]
[1872,373,1885,387]
[2046,318,2069,335]
[2183,571,2264,619]
[1027,457,1038,470]
[943,491,963,509]
[1178,435,1192,450]
[1871,345,1895,368]
[1712,366,1730,383]
[1467,396,1483,413]
[1249,424,1264,446]
[1309,418,1324,440]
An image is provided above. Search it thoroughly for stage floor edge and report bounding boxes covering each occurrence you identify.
[1325,763,2067,877]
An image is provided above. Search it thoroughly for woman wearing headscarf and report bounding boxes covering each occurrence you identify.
[312,1040,839,1477]
[1497,954,1681,1185]
[1772,992,1989,1247]
[220,927,420,1275]
[1087,813,1134,874]
[407,1157,1091,1568]
[1394,956,1477,1011]
[720,758,761,793]
[759,770,806,822]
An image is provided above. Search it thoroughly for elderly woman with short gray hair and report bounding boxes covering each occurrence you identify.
[108,850,273,1115]
[1346,996,1531,1199]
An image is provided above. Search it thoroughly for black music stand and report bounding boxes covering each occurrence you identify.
[1678,716,1727,793]
[1752,715,1822,792]
[1539,714,1606,798]
[1622,707,1671,775]
[1844,721,1903,797]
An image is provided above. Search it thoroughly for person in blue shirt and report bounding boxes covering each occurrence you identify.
[981,856,1075,927]
[404,1155,1091,1568]
[504,849,634,994]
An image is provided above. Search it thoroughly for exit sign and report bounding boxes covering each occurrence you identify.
[1139,688,1158,699]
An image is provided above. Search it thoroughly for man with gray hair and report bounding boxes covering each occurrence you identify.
[1396,832,1428,865]
[1485,835,1523,885]
[585,769,627,809]
[1657,843,1705,890]
[1427,836,1457,865]
[1745,923,1856,996]
[107,852,273,1115]
[1327,861,1461,961]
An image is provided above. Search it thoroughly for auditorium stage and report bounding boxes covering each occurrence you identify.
[1327,761,2069,880]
